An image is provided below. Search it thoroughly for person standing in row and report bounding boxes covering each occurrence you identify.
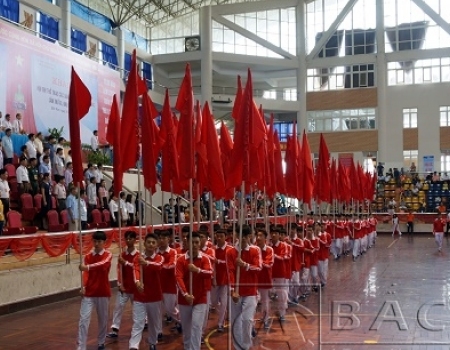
[433,213,445,253]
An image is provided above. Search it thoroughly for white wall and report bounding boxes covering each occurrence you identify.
[385,82,449,172]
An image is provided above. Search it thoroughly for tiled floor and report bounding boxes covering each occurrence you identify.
[1,233,450,350]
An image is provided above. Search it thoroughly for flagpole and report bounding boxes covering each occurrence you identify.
[235,181,245,295]
[263,186,269,233]
[189,178,194,295]
[78,183,83,289]
[170,180,175,243]
[137,163,143,279]
[209,191,214,245]
[274,194,278,226]
[196,184,201,224]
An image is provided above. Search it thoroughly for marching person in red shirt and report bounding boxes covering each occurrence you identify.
[158,230,182,336]
[129,233,164,350]
[433,212,445,253]
[227,225,262,350]
[287,223,303,304]
[256,228,274,329]
[271,226,288,321]
[301,225,315,299]
[176,231,213,350]
[369,213,378,247]
[107,231,139,339]
[210,229,232,332]
[318,222,332,288]
[310,224,321,292]
[77,231,113,350]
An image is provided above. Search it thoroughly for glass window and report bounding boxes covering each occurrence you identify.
[440,106,450,126]
[403,150,418,169]
[403,108,418,128]
[308,108,376,132]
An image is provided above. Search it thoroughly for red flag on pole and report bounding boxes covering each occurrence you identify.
[68,66,91,185]
[285,124,298,199]
[330,158,338,201]
[160,90,179,192]
[302,130,314,207]
[141,93,161,193]
[231,75,243,120]
[176,63,195,181]
[315,134,331,203]
[106,95,122,196]
[120,49,140,172]
[203,102,226,199]
[220,122,234,199]
[273,130,286,195]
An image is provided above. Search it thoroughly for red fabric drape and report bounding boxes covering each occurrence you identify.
[10,236,41,261]
[71,233,94,255]
[0,238,11,256]
[41,233,72,257]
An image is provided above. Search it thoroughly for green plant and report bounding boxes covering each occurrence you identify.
[87,150,111,166]
[48,126,64,139]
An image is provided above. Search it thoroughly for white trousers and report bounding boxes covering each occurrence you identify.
[318,259,328,285]
[111,291,133,330]
[353,239,361,257]
[77,296,109,350]
[202,291,211,334]
[129,300,161,349]
[258,288,270,322]
[435,232,444,249]
[211,285,228,327]
[179,303,208,350]
[310,265,319,286]
[392,224,401,235]
[333,238,342,257]
[230,295,257,350]
[289,271,300,300]
[361,235,368,252]
[273,278,287,317]
[300,268,310,294]
[162,292,179,321]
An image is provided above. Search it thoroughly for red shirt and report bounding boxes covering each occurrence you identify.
[83,249,112,297]
[310,237,320,266]
[335,220,345,239]
[318,231,332,260]
[117,249,139,294]
[303,239,313,268]
[271,240,286,279]
[201,246,216,292]
[226,245,262,297]
[434,218,445,233]
[176,252,213,305]
[257,245,274,289]
[214,243,232,286]
[158,246,177,294]
[290,237,303,272]
[283,242,292,279]
[134,252,164,303]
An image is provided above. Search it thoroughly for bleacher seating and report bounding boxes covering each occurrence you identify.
[47,210,65,232]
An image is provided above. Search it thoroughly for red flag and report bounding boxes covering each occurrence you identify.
[106,95,122,196]
[273,130,286,195]
[265,115,275,197]
[176,64,195,181]
[330,158,338,201]
[315,134,331,203]
[120,49,139,172]
[349,160,359,202]
[219,122,234,199]
[338,160,351,203]
[231,75,243,120]
[284,127,298,199]
[301,130,314,206]
[296,136,303,201]
[68,66,91,185]
[204,103,226,198]
[196,101,208,192]
[160,90,179,192]
[141,93,161,193]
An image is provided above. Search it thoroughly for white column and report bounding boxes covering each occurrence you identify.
[200,6,213,106]
[115,27,125,79]
[376,0,389,163]
[61,0,71,47]
[296,2,307,134]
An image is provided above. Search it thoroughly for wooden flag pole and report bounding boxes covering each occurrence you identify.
[189,178,194,295]
[235,181,245,295]
[78,183,83,288]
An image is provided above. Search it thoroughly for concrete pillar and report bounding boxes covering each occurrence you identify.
[115,27,125,78]
[200,6,213,106]
[376,0,388,163]
[61,0,71,47]
[296,2,307,135]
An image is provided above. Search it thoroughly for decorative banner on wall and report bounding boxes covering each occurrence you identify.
[423,155,434,173]
[0,20,120,144]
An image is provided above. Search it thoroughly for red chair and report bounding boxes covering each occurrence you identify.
[20,193,37,222]
[9,179,19,203]
[47,210,64,232]
[89,209,107,229]
[51,196,57,210]
[5,211,23,235]
[60,209,69,231]
[33,194,42,214]
[4,163,16,180]
[102,209,111,227]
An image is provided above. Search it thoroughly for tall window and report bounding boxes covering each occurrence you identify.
[440,106,450,126]
[283,88,297,101]
[263,90,276,100]
[403,108,417,128]
[442,153,450,172]
[403,150,418,170]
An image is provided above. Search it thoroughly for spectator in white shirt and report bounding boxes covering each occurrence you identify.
[3,114,13,131]
[2,129,13,165]
[0,169,10,215]
[65,162,73,189]
[0,111,4,131]
[56,137,66,152]
[109,194,119,227]
[12,113,25,134]
[119,191,128,227]
[91,130,99,152]
[125,194,135,226]
[39,155,52,179]
[54,147,65,177]
[25,133,37,159]
[16,157,31,195]
[53,176,67,211]
[87,176,97,219]
[0,139,4,170]
[65,149,72,164]
[33,132,44,159]
[95,163,104,191]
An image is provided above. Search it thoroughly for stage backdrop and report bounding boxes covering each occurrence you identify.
[0,21,120,144]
